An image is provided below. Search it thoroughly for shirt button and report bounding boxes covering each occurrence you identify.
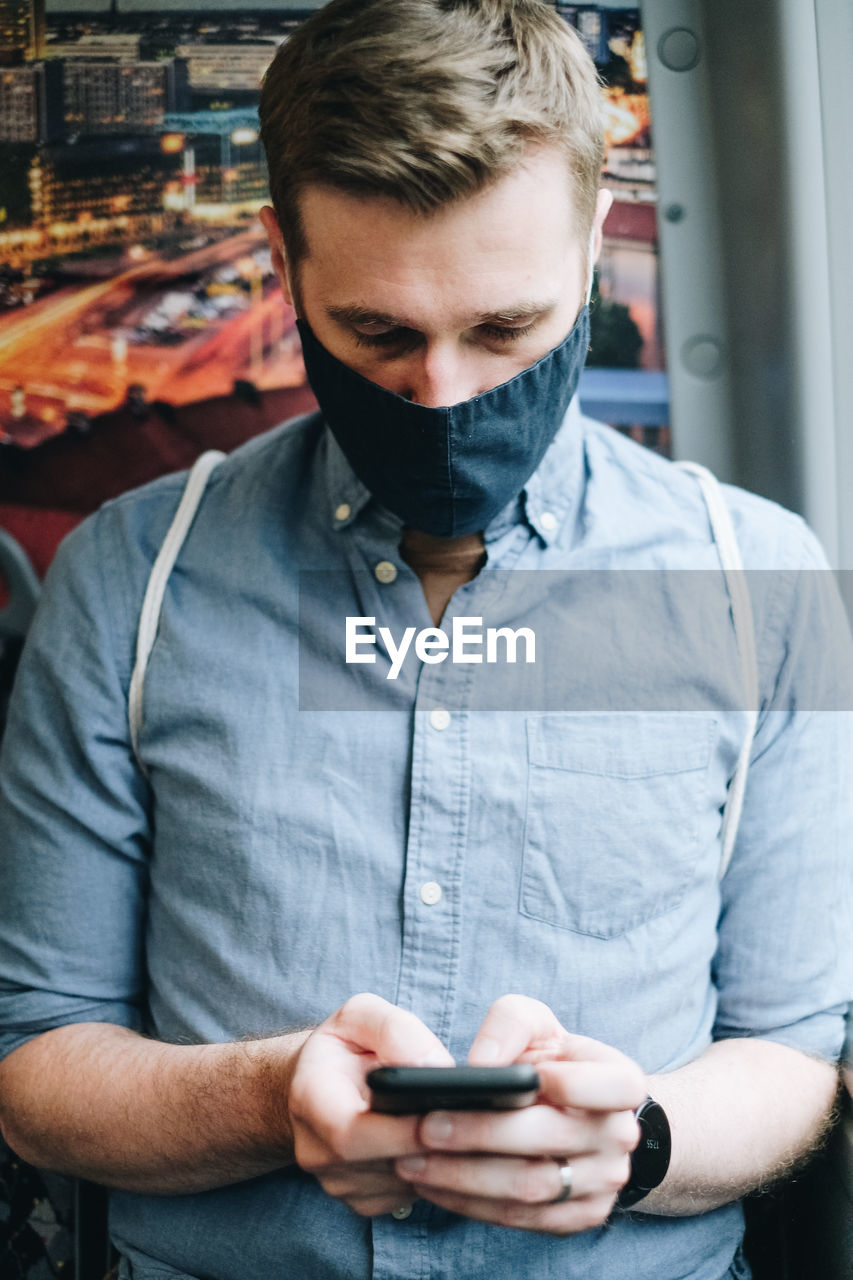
[540,511,558,532]
[420,881,442,906]
[391,1204,413,1220]
[334,502,351,522]
[375,560,398,584]
[429,707,451,731]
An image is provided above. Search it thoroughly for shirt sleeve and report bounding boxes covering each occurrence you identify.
[0,506,152,1062]
[712,517,853,1061]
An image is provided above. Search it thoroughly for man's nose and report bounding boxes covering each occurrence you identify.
[403,342,480,408]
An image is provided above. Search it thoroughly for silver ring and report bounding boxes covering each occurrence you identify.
[552,1159,573,1203]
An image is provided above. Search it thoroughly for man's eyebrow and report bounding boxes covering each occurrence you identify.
[472,300,559,324]
[326,305,407,328]
[325,300,559,329]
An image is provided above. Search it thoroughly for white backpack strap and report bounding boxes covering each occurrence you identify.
[675,460,760,877]
[128,450,225,772]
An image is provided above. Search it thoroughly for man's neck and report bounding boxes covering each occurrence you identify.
[399,528,487,627]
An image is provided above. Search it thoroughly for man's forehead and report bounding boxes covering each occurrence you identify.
[296,152,581,265]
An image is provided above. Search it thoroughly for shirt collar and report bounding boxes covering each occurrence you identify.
[518,394,586,546]
[324,393,586,546]
[325,430,375,530]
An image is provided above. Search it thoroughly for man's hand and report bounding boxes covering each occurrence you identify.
[289,993,455,1216]
[393,995,647,1235]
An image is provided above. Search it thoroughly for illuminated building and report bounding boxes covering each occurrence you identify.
[0,60,62,142]
[44,33,142,63]
[175,41,281,94]
[63,58,188,135]
[195,150,268,207]
[0,135,183,261]
[0,144,37,228]
[158,110,267,213]
[31,136,180,226]
[0,0,45,63]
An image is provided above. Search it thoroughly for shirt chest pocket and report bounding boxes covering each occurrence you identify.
[520,714,717,939]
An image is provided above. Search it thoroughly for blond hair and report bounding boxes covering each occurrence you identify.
[259,0,605,264]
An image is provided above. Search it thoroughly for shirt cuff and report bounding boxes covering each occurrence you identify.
[0,985,143,1063]
[713,1005,850,1064]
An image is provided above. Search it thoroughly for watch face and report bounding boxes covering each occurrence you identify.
[631,1097,672,1193]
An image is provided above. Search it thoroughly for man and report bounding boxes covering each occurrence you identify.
[0,2,849,1278]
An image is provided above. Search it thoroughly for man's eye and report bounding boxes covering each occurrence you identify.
[351,321,537,351]
[353,328,414,350]
[480,322,537,342]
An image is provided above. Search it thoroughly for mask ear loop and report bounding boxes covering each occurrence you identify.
[585,226,597,307]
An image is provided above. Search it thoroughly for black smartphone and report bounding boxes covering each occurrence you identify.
[367,1064,540,1114]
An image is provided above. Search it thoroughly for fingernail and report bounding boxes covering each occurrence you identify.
[398,1156,426,1176]
[420,1050,454,1067]
[470,1036,500,1064]
[423,1112,453,1142]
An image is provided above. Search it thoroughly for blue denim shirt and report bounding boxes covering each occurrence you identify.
[1,401,851,1280]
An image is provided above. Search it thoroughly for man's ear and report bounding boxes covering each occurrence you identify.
[259,205,296,309]
[591,187,614,263]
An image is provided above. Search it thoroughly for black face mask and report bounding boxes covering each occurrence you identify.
[297,305,591,538]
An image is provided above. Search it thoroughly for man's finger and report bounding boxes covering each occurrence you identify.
[343,1193,418,1219]
[291,1051,434,1162]
[536,1060,648,1113]
[418,1103,639,1159]
[396,1151,625,1205]
[467,994,565,1066]
[537,1030,643,1066]
[328,993,454,1067]
[296,1097,431,1166]
[320,1163,414,1200]
[406,1182,615,1236]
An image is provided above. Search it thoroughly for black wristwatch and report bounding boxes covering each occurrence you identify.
[616,1095,671,1208]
